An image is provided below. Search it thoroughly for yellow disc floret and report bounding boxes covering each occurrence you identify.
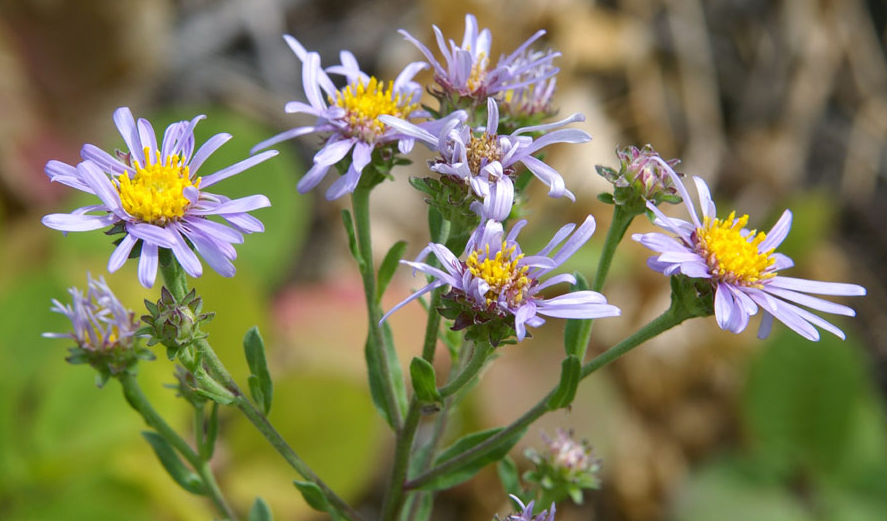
[466,52,489,93]
[331,77,418,143]
[467,132,502,176]
[117,147,199,226]
[695,211,776,287]
[466,241,532,307]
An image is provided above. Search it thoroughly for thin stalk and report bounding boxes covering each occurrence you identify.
[120,373,238,520]
[352,186,404,431]
[437,341,492,398]
[405,304,694,490]
[379,398,422,521]
[592,205,637,293]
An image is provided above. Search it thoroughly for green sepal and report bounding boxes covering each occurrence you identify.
[243,326,273,415]
[341,209,363,269]
[200,402,219,460]
[193,369,236,405]
[547,355,581,410]
[141,431,206,495]
[248,497,273,521]
[293,481,343,521]
[409,357,442,406]
[563,273,592,359]
[597,192,615,205]
[365,322,408,429]
[497,456,523,497]
[377,240,408,303]
[65,347,89,365]
[419,426,527,490]
[144,299,159,317]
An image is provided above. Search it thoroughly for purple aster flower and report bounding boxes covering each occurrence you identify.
[381,98,590,221]
[251,35,437,200]
[503,495,556,521]
[382,216,620,342]
[499,48,558,119]
[632,161,866,341]
[42,107,277,288]
[400,14,559,100]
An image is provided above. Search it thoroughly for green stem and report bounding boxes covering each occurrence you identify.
[120,373,239,520]
[405,303,694,490]
[159,248,188,301]
[420,217,451,363]
[437,341,492,398]
[592,205,637,293]
[352,186,404,431]
[159,263,364,521]
[379,398,422,521]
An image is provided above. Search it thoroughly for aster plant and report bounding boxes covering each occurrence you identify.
[38,12,867,521]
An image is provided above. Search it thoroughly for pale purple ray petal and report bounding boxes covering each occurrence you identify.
[169,229,203,278]
[393,61,428,92]
[77,161,123,213]
[764,286,856,316]
[549,216,595,267]
[189,133,231,174]
[692,176,716,220]
[769,253,794,270]
[169,115,205,160]
[108,233,138,272]
[536,295,621,319]
[397,137,415,155]
[536,222,576,257]
[381,281,445,324]
[486,98,499,135]
[759,210,793,252]
[81,144,130,175]
[160,121,186,160]
[655,157,700,227]
[192,194,271,216]
[326,141,372,200]
[514,300,537,342]
[126,222,177,248]
[678,260,712,278]
[200,150,278,188]
[757,310,774,339]
[659,251,706,263]
[767,276,866,296]
[461,14,479,49]
[284,101,322,115]
[401,260,459,287]
[644,202,693,243]
[42,212,117,231]
[223,213,264,233]
[512,112,585,136]
[519,155,574,200]
[773,298,847,340]
[314,138,355,166]
[503,28,546,64]
[714,283,735,331]
[138,243,159,288]
[519,255,559,270]
[186,229,236,277]
[517,128,592,158]
[184,217,244,244]
[251,126,317,154]
[632,232,690,253]
[378,115,438,147]
[46,160,92,192]
[137,118,158,155]
[283,34,308,61]
[113,107,144,165]
[399,29,447,78]
[297,162,332,193]
[747,291,819,341]
[532,273,577,292]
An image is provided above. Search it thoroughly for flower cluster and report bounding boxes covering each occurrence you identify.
[501,495,556,521]
[597,144,683,207]
[524,429,602,505]
[43,108,276,288]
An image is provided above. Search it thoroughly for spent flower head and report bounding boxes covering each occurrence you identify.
[597,144,683,209]
[252,35,441,199]
[382,98,590,222]
[44,274,152,386]
[401,14,559,110]
[525,429,602,505]
[499,495,556,521]
[42,108,276,288]
[633,163,866,341]
[382,216,620,345]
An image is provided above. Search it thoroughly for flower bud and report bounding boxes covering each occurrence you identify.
[142,287,214,360]
[597,144,683,208]
[524,429,602,505]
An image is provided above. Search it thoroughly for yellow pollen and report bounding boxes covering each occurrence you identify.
[466,52,488,93]
[467,133,502,176]
[466,241,531,306]
[695,211,776,287]
[330,77,418,143]
[117,147,199,226]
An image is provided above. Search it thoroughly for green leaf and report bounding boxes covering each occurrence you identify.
[341,210,363,268]
[248,497,273,521]
[563,273,592,359]
[420,426,526,490]
[293,481,343,521]
[377,241,408,303]
[200,402,219,460]
[547,355,581,410]
[409,357,442,405]
[365,322,408,429]
[497,456,522,497]
[243,326,273,415]
[140,431,205,495]
[428,206,444,241]
[597,192,615,204]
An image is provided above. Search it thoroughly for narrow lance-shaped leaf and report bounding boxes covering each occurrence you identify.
[563,272,592,359]
[341,209,363,268]
[377,240,407,303]
[547,355,581,410]
[420,426,527,491]
[365,321,408,428]
[497,456,522,498]
[248,497,273,521]
[293,481,343,521]
[410,357,442,405]
[244,326,273,415]
[141,431,206,495]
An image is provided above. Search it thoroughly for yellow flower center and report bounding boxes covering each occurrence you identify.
[466,52,488,93]
[331,77,418,143]
[695,211,776,287]
[466,241,531,306]
[117,147,199,226]
[467,133,502,176]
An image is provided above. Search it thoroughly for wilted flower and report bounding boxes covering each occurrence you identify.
[382,217,620,344]
[252,35,440,199]
[42,108,276,288]
[381,98,590,221]
[401,14,559,103]
[596,144,683,207]
[44,274,151,385]
[499,48,558,120]
[633,164,866,341]
[501,495,556,521]
[525,429,602,505]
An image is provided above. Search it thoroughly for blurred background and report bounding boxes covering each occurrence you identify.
[0,0,885,520]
